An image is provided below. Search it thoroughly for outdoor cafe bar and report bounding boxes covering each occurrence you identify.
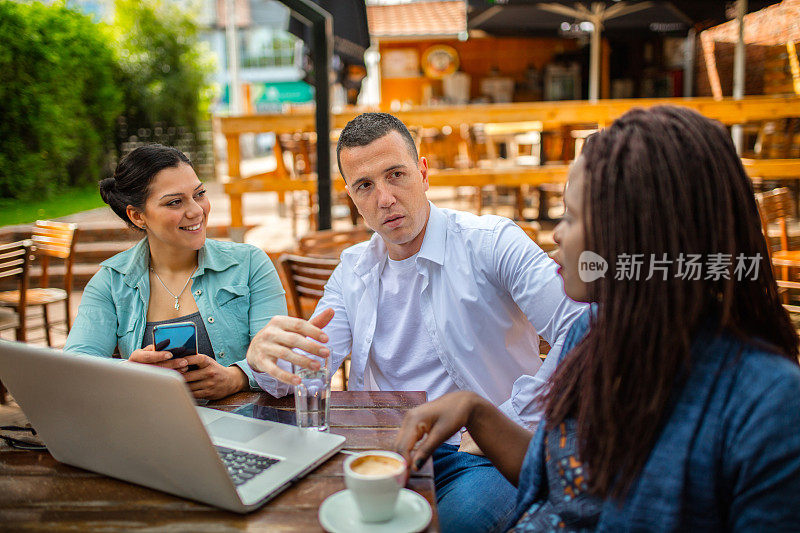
[217,95,800,240]
[216,0,800,240]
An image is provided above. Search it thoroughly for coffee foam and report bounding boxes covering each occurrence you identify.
[350,455,404,477]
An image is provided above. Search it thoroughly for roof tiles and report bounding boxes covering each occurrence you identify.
[367,1,466,38]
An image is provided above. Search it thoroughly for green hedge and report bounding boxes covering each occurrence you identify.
[0,1,123,201]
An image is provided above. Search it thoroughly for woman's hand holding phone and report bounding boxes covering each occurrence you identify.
[179,355,248,399]
[127,344,243,398]
[128,317,248,399]
[127,342,191,372]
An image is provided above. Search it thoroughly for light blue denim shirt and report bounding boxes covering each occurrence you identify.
[64,238,287,390]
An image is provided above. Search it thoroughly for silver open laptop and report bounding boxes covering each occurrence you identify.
[0,340,344,513]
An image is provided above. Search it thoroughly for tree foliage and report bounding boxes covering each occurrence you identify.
[110,0,216,150]
[0,0,215,201]
[0,1,122,200]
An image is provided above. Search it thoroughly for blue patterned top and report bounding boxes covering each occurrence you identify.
[511,419,601,532]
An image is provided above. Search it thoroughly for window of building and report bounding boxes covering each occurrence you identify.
[240,28,300,69]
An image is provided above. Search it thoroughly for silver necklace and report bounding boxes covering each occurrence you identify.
[150,266,195,311]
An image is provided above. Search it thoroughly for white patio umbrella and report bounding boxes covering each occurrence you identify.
[537,1,655,102]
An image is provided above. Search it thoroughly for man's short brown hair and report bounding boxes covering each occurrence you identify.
[336,112,418,180]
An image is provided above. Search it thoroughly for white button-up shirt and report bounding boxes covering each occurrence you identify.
[253,203,586,429]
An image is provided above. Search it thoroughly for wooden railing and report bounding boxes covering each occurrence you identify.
[742,159,800,180]
[215,96,800,240]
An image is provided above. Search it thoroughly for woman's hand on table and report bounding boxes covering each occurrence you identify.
[126,343,190,373]
[181,355,248,400]
[246,308,334,385]
[395,391,532,486]
[394,391,480,471]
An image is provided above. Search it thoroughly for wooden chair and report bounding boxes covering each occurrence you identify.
[0,240,33,404]
[515,220,559,254]
[515,221,539,242]
[277,254,340,320]
[276,132,316,231]
[750,119,800,203]
[297,227,373,259]
[755,187,800,312]
[276,254,348,388]
[539,337,551,361]
[0,221,79,346]
[277,133,359,233]
[0,240,34,340]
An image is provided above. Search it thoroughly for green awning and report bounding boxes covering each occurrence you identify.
[254,81,314,104]
[221,81,314,107]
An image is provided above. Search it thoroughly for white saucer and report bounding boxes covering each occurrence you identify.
[318,488,432,533]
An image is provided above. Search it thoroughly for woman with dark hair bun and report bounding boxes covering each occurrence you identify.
[394,106,800,530]
[66,144,287,400]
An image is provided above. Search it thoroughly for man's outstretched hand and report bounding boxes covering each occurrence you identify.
[246,308,335,385]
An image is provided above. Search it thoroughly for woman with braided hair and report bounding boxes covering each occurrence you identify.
[395,106,800,531]
[65,144,287,400]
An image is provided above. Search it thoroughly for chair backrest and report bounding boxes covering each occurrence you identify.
[0,240,33,327]
[277,254,340,319]
[0,239,33,286]
[31,220,79,290]
[754,119,800,159]
[297,227,373,258]
[277,132,317,178]
[755,187,794,253]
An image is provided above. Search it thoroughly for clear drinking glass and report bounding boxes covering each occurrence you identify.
[293,357,330,431]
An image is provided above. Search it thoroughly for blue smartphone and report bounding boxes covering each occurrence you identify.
[153,321,198,370]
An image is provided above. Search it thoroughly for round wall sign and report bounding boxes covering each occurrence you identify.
[422,45,459,79]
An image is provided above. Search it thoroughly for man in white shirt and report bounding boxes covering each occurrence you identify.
[247,113,585,532]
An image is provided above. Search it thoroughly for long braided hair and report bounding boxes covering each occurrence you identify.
[544,105,798,498]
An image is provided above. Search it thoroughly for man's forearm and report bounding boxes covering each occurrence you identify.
[466,395,534,486]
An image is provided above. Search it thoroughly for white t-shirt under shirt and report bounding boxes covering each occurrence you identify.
[368,253,462,444]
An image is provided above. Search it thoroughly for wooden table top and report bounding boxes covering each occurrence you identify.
[0,390,439,532]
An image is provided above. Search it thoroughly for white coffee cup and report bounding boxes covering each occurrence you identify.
[343,450,407,522]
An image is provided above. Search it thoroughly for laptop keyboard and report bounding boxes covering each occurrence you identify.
[215,446,280,486]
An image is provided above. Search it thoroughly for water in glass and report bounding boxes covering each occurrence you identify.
[294,367,330,431]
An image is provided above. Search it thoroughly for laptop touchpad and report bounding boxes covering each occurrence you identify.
[206,416,270,442]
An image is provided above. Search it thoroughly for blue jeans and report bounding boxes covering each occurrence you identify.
[433,443,518,533]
